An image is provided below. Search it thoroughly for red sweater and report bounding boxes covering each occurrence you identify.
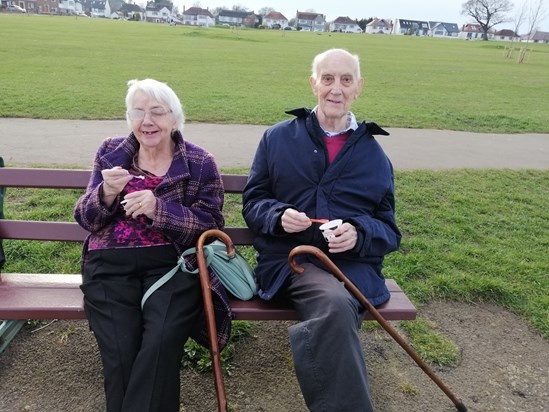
[324,130,352,164]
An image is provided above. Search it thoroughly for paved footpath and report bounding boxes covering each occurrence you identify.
[1,118,548,169]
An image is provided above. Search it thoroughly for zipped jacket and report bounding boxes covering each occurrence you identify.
[243,108,401,306]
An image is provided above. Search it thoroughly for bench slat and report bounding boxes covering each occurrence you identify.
[0,220,256,245]
[0,168,247,193]
[0,273,416,321]
[0,168,91,189]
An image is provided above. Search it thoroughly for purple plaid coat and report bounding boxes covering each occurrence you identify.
[74,131,231,348]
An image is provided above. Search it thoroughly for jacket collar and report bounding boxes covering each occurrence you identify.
[285,107,390,137]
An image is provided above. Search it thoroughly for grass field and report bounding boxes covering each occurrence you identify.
[1,14,549,133]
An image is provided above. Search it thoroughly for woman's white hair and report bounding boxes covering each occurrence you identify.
[125,78,185,131]
[310,48,361,81]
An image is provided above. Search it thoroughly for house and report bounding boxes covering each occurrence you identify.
[458,23,494,40]
[242,12,260,28]
[296,11,325,32]
[521,30,549,43]
[494,29,520,42]
[262,11,288,29]
[393,19,429,35]
[429,21,460,38]
[58,0,78,15]
[104,0,124,19]
[330,16,362,33]
[217,9,259,28]
[90,0,105,17]
[182,6,214,27]
[365,18,392,34]
[144,2,172,23]
[34,0,57,14]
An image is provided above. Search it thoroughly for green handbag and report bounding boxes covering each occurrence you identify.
[141,240,257,308]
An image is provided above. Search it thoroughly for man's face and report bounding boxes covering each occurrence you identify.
[310,52,364,122]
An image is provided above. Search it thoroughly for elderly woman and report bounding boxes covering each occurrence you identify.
[74,78,229,412]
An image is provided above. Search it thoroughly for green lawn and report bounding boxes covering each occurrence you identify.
[1,14,548,133]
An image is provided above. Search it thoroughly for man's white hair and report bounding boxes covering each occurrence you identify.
[311,49,361,81]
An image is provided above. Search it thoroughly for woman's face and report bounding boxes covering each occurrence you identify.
[128,91,177,149]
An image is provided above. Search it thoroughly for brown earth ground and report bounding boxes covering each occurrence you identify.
[0,301,547,412]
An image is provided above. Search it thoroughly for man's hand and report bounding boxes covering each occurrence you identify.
[327,223,357,253]
[280,208,312,233]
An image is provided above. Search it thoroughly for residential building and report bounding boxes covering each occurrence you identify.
[90,0,105,17]
[34,0,57,14]
[458,23,494,40]
[17,0,37,13]
[329,16,362,33]
[521,30,549,43]
[296,11,325,32]
[365,18,392,34]
[182,6,214,27]
[262,11,288,29]
[217,9,259,28]
[105,0,124,19]
[58,0,79,15]
[494,29,520,42]
[144,1,172,23]
[429,21,460,38]
[393,19,429,35]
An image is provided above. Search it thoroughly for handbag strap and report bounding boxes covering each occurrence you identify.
[141,245,215,309]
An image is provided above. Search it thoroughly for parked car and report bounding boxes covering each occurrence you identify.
[8,4,26,12]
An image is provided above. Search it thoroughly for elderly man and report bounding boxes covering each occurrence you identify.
[243,48,401,411]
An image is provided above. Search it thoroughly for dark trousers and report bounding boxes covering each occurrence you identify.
[284,263,375,412]
[81,246,202,412]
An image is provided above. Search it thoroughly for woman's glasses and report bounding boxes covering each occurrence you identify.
[127,108,172,121]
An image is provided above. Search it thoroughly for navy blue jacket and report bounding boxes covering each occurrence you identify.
[242,108,401,306]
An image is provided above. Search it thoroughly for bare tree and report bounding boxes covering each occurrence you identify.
[232,4,249,12]
[461,0,514,40]
[513,1,528,35]
[524,0,547,41]
[258,7,274,16]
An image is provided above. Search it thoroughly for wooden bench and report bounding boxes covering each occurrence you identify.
[0,167,416,350]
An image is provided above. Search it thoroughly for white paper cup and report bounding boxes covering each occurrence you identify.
[319,219,342,242]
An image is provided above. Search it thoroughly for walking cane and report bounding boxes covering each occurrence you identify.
[196,229,231,412]
[288,245,468,412]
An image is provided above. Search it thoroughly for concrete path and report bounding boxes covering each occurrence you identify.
[1,118,548,169]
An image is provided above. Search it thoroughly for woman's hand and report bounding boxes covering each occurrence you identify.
[100,167,133,206]
[327,223,357,253]
[122,190,156,220]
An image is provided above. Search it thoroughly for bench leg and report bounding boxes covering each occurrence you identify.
[0,320,25,354]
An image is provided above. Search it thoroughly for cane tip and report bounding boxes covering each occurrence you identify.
[456,402,467,412]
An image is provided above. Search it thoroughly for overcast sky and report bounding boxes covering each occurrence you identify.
[175,1,549,32]
[176,0,543,29]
